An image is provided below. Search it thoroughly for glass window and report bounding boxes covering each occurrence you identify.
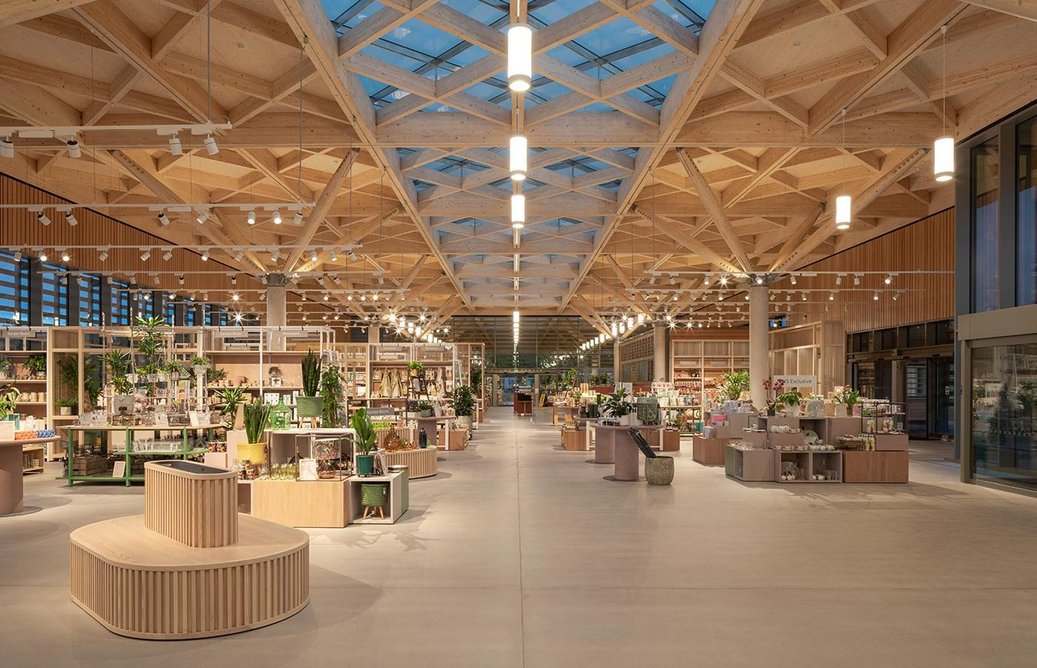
[110,280,131,325]
[77,275,102,326]
[40,264,68,326]
[971,342,1037,487]
[972,138,1000,312]
[0,252,27,325]
[1018,116,1037,305]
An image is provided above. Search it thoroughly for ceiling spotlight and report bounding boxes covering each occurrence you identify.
[377,275,385,285]
[310,249,318,262]
[234,250,244,262]
[162,249,173,261]
[836,274,843,286]
[64,210,78,227]
[359,293,366,302]
[719,274,729,286]
[892,291,900,301]
[703,273,711,286]
[293,210,303,225]
[507,24,532,92]
[270,248,279,261]
[873,291,880,301]
[97,248,108,262]
[231,293,240,301]
[884,274,894,285]
[272,209,282,225]
[168,133,183,156]
[139,248,151,262]
[790,275,797,285]
[38,250,48,262]
[755,275,764,285]
[332,275,342,285]
[744,294,750,301]
[230,274,238,285]
[346,294,353,301]
[157,211,170,226]
[649,275,656,285]
[347,249,357,261]
[200,250,209,261]
[0,137,13,158]
[801,292,807,301]
[37,212,51,226]
[511,193,525,229]
[60,249,70,262]
[324,293,330,301]
[203,134,218,156]
[853,274,861,286]
[177,274,185,286]
[829,292,835,301]
[66,139,81,159]
[247,210,256,225]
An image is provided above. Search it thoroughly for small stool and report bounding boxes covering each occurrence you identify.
[361,483,388,518]
[645,457,674,485]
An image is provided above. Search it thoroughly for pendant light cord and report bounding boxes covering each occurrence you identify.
[941,25,948,137]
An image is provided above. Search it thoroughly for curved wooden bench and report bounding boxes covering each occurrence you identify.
[70,514,309,639]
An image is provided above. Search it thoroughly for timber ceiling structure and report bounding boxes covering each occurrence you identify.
[0,0,1035,343]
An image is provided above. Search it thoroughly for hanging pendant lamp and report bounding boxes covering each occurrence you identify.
[933,26,954,183]
[507,25,532,92]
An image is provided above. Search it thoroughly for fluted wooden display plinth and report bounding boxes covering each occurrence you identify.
[382,448,438,478]
[145,461,238,547]
[71,460,309,640]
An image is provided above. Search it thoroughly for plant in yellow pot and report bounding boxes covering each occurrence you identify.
[239,401,271,466]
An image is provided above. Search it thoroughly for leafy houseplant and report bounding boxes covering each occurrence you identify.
[777,389,802,416]
[408,361,424,377]
[450,385,475,429]
[57,397,78,416]
[350,407,377,475]
[320,364,344,427]
[24,354,46,378]
[215,387,246,428]
[134,315,166,395]
[602,388,633,425]
[240,401,271,465]
[297,350,322,418]
[0,386,19,419]
[190,356,211,376]
[721,371,751,401]
[417,400,434,418]
[0,357,11,379]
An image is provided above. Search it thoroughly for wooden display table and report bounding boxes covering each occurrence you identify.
[382,447,438,478]
[0,436,58,514]
[613,426,662,482]
[561,428,584,451]
[414,416,453,448]
[251,478,351,528]
[348,471,408,524]
[574,417,596,450]
[724,445,774,482]
[71,460,309,639]
[873,433,909,451]
[842,450,909,483]
[692,436,729,466]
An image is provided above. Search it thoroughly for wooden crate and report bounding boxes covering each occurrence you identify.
[843,450,908,483]
[692,437,728,466]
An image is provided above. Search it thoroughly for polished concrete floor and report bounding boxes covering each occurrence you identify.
[3,409,1037,667]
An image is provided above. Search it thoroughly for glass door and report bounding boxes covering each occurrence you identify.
[905,363,928,438]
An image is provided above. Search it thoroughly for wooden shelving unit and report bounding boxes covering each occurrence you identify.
[670,333,749,412]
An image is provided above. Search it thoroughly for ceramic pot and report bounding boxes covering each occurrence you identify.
[59,407,71,416]
[833,403,848,417]
[645,457,674,485]
[356,454,375,476]
[419,409,434,418]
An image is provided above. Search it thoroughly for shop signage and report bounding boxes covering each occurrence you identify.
[772,375,817,390]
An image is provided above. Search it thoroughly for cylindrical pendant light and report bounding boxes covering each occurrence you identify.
[511,193,525,229]
[509,135,527,181]
[507,25,532,92]
[835,194,852,231]
[513,309,520,324]
[934,135,954,183]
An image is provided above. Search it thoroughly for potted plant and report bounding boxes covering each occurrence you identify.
[215,387,246,428]
[417,400,434,418]
[408,361,423,377]
[164,358,189,380]
[240,401,271,465]
[450,385,475,430]
[102,351,133,395]
[297,350,322,418]
[763,378,785,415]
[721,371,751,402]
[777,389,802,416]
[350,407,377,475]
[320,363,343,427]
[0,386,19,438]
[0,357,11,380]
[190,355,211,378]
[57,397,78,416]
[134,315,166,395]
[25,354,46,379]
[602,388,633,425]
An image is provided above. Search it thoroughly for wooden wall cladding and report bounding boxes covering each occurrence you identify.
[772,209,955,333]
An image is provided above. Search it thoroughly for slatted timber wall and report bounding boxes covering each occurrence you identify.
[144,463,238,548]
[772,209,955,333]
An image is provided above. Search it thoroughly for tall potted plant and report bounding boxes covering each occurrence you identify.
[215,387,246,428]
[320,364,343,427]
[721,371,751,402]
[239,401,271,465]
[450,384,475,430]
[297,350,322,418]
[0,386,19,438]
[350,407,377,475]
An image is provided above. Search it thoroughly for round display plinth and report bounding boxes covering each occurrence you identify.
[70,514,309,640]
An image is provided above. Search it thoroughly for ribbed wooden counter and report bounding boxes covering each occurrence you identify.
[70,514,309,639]
[145,461,238,547]
[382,448,438,478]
